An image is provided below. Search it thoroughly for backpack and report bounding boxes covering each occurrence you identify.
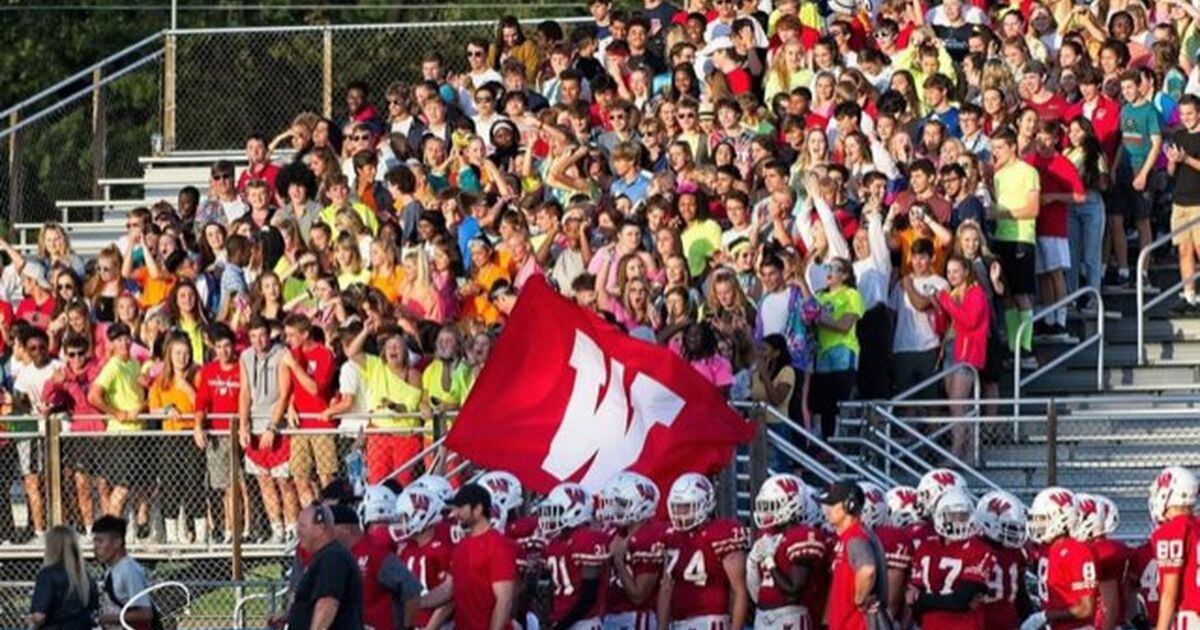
[103,570,164,630]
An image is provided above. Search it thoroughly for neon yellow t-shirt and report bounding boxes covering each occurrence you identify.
[95,357,146,431]
[993,160,1040,244]
[362,355,423,430]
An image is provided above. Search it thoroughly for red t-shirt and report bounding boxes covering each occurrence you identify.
[1152,514,1200,616]
[1024,152,1083,239]
[545,526,611,622]
[1066,95,1122,164]
[451,528,518,630]
[399,533,454,628]
[725,68,752,96]
[828,522,874,630]
[665,518,749,620]
[289,342,335,428]
[1036,537,1097,630]
[1129,540,1159,627]
[1026,93,1071,125]
[237,162,280,195]
[351,535,397,630]
[195,361,241,431]
[0,301,14,356]
[16,295,53,330]
[910,536,994,630]
[980,539,1027,630]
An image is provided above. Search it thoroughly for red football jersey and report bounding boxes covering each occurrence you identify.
[1151,514,1200,616]
[609,519,669,615]
[398,534,454,628]
[1036,537,1098,630]
[1129,540,1159,626]
[434,518,461,546]
[506,515,545,574]
[544,526,611,622]
[908,520,938,550]
[802,528,835,625]
[980,539,1028,630]
[875,524,915,574]
[665,518,750,620]
[351,535,398,630]
[753,524,827,610]
[1088,536,1130,628]
[909,536,994,630]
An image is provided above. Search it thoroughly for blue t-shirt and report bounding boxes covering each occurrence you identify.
[610,172,652,204]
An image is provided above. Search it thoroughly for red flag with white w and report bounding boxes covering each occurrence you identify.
[446,276,753,494]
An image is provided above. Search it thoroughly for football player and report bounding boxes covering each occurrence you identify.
[408,474,459,545]
[395,486,455,630]
[657,473,750,630]
[358,484,399,550]
[541,482,611,629]
[1148,465,1200,628]
[747,473,826,629]
[916,469,968,542]
[605,471,669,630]
[872,484,916,621]
[1129,534,1159,629]
[1022,487,1098,630]
[974,489,1033,628]
[906,487,992,629]
[1073,493,1130,630]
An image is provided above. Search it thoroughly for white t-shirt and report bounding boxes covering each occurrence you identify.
[13,358,61,412]
[889,274,949,353]
[758,289,791,336]
[337,360,368,432]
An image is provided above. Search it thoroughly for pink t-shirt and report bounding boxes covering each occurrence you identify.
[690,355,733,388]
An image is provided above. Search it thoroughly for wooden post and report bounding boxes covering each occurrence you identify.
[1045,400,1057,487]
[46,416,62,526]
[90,68,107,204]
[7,111,21,225]
[322,28,333,119]
[230,422,244,581]
[163,34,177,152]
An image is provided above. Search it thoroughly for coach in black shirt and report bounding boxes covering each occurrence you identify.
[288,503,364,630]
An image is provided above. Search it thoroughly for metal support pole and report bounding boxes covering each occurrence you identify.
[7,111,21,224]
[163,34,177,152]
[230,424,244,581]
[322,28,333,119]
[47,416,62,526]
[1045,400,1057,487]
[748,410,768,495]
[90,68,107,207]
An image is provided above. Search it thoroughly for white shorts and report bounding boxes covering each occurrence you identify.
[16,439,40,476]
[670,615,730,630]
[753,605,811,630]
[1035,236,1070,274]
[604,611,656,630]
[244,454,290,479]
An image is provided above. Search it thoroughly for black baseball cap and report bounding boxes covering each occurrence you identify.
[816,481,864,513]
[446,483,492,512]
[330,503,360,526]
[319,478,357,505]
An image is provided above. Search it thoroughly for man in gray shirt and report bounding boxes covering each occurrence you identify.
[93,516,153,630]
[239,316,299,544]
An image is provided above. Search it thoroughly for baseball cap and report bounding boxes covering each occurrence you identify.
[21,260,50,290]
[319,478,358,505]
[330,503,360,526]
[700,36,735,58]
[446,483,492,512]
[816,481,864,512]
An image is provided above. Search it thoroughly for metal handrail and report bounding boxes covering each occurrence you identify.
[751,403,892,487]
[869,405,1002,493]
[843,392,1200,408]
[385,435,449,482]
[121,581,191,630]
[1013,286,1105,409]
[764,428,840,483]
[829,435,926,480]
[1137,214,1200,364]
[0,31,164,120]
[166,16,589,36]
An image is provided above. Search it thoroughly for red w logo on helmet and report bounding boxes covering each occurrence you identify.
[565,485,587,507]
[1158,472,1174,489]
[867,489,884,503]
[636,482,657,503]
[932,471,958,486]
[987,497,1011,516]
[1049,491,1073,508]
[410,492,431,512]
[1077,498,1097,515]
[896,489,918,508]
[776,476,800,496]
[485,478,510,495]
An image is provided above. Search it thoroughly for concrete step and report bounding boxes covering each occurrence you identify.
[1012,365,1198,395]
[1100,317,1200,342]
[1055,342,1200,367]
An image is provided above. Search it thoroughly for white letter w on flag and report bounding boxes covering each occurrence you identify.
[541,331,685,491]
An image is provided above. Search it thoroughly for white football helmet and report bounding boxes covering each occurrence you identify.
[1149,466,1198,525]
[858,481,889,528]
[606,471,660,527]
[408,475,454,505]
[917,469,968,517]
[755,473,805,530]
[391,487,445,541]
[1072,493,1104,541]
[974,490,1028,549]
[1096,494,1119,536]
[1028,487,1078,544]
[932,487,975,541]
[539,482,593,538]
[478,471,523,530]
[886,486,923,528]
[799,484,823,526]
[668,473,716,531]
[358,484,398,525]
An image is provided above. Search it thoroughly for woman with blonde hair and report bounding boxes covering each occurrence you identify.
[400,247,442,323]
[29,525,97,629]
[764,39,812,103]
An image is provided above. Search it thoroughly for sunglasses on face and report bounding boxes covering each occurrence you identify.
[467,50,485,57]
[352,134,370,141]
[213,173,233,181]
[57,283,74,290]
[65,350,86,358]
